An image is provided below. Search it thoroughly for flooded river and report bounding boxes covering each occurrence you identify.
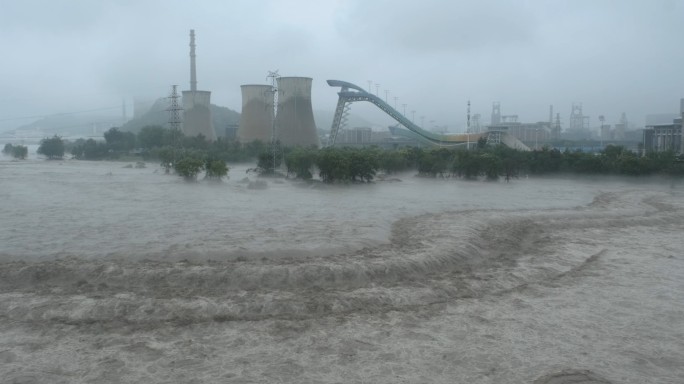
[1,158,682,383]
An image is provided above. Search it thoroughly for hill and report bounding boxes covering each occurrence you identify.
[8,114,123,139]
[121,99,241,137]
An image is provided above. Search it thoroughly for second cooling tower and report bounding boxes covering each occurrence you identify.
[237,85,275,143]
[275,77,320,147]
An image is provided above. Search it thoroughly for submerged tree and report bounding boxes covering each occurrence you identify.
[3,143,28,159]
[204,158,229,180]
[11,145,28,159]
[37,135,65,160]
[174,155,205,181]
[284,147,316,180]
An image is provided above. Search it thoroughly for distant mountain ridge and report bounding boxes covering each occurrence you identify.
[8,114,123,138]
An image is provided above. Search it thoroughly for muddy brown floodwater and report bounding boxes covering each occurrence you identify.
[1,159,683,383]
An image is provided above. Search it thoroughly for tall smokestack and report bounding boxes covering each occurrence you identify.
[189,29,197,92]
[182,29,215,141]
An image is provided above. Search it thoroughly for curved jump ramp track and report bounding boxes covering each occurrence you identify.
[326,79,530,150]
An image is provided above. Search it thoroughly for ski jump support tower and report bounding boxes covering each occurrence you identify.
[326,80,529,150]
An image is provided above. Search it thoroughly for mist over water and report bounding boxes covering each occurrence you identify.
[1,159,683,383]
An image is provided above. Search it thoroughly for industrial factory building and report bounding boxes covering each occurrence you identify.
[642,99,684,154]
[238,76,320,148]
[487,120,552,149]
[487,104,551,149]
[182,30,216,141]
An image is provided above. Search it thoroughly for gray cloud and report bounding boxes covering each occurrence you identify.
[1,0,683,132]
[338,1,538,54]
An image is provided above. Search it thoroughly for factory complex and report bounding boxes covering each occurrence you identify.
[176,30,318,148]
[171,30,682,155]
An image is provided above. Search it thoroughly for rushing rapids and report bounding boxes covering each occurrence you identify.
[1,160,683,383]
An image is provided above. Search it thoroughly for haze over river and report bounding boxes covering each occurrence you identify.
[1,159,683,383]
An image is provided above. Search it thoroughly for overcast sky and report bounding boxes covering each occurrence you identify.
[1,0,683,132]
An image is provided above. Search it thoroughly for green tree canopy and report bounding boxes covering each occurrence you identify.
[104,127,136,152]
[37,135,65,159]
[284,147,317,180]
[204,158,229,180]
[137,125,167,149]
[11,145,28,159]
[174,157,204,181]
[3,143,28,159]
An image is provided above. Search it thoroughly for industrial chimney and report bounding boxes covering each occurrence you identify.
[237,84,275,143]
[189,29,197,92]
[275,77,319,147]
[182,29,216,141]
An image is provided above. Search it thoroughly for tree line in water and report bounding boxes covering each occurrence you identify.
[28,125,684,182]
[280,144,684,182]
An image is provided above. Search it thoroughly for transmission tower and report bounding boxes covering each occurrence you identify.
[491,102,501,125]
[167,85,183,132]
[569,103,585,131]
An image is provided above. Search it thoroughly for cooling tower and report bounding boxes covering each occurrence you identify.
[182,90,216,141]
[275,77,320,147]
[237,85,275,143]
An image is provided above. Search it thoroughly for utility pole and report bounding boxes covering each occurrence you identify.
[402,103,407,116]
[393,96,398,110]
[375,83,380,96]
[385,89,390,104]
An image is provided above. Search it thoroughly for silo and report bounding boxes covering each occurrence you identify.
[237,84,275,143]
[275,77,320,147]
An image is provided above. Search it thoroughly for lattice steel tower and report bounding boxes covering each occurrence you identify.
[569,103,585,131]
[491,102,501,125]
[167,85,183,131]
[267,70,280,171]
